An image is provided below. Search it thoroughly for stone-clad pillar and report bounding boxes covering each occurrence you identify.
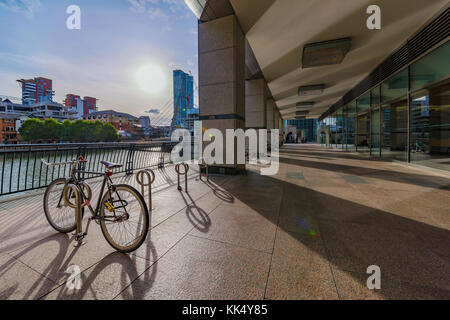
[198,14,245,174]
[266,99,276,130]
[245,79,267,130]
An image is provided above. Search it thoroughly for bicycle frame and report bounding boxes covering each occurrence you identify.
[54,160,129,224]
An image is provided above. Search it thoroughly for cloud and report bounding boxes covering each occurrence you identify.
[127,0,158,13]
[127,0,189,17]
[148,6,167,19]
[187,59,194,66]
[0,0,41,17]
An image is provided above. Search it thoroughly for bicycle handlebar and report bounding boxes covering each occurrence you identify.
[41,156,87,167]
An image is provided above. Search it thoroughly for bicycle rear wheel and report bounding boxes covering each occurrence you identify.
[99,184,149,253]
[43,178,83,233]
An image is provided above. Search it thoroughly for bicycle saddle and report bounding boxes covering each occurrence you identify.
[100,160,123,169]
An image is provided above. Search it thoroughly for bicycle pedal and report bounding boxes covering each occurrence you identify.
[73,240,87,248]
[75,232,87,242]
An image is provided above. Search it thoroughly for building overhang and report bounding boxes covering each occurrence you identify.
[187,0,449,121]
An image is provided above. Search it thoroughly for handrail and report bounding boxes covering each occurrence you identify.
[0,141,177,196]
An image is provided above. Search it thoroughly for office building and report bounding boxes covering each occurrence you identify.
[171,70,195,130]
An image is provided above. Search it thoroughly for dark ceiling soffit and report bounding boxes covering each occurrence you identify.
[200,0,234,23]
[318,7,450,122]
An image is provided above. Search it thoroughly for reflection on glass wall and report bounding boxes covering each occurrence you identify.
[336,109,344,149]
[371,87,380,156]
[357,112,370,153]
[321,41,449,171]
[382,69,408,103]
[410,82,450,170]
[371,108,380,156]
[411,42,450,90]
[331,111,336,147]
[346,102,356,152]
[382,99,408,161]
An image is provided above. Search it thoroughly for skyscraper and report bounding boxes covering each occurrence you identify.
[17,77,54,106]
[172,70,194,129]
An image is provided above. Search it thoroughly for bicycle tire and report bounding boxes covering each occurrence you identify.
[99,184,149,253]
[43,178,84,233]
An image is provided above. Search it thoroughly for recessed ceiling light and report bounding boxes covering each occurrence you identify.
[296,101,315,108]
[296,111,309,116]
[302,38,352,68]
[298,85,325,96]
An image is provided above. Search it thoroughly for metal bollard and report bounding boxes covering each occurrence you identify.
[136,169,156,211]
[175,163,189,192]
[198,158,209,181]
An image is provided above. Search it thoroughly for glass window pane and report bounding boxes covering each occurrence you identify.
[346,102,356,152]
[357,112,370,153]
[358,92,370,113]
[336,109,344,149]
[381,69,408,103]
[371,86,380,106]
[411,41,450,90]
[410,81,450,171]
[381,98,408,161]
[371,108,380,156]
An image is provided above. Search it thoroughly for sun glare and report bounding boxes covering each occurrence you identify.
[136,64,166,94]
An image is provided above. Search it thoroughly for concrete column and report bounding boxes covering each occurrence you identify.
[266,99,276,130]
[245,79,267,130]
[198,14,245,174]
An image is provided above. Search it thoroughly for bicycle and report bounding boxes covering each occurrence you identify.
[42,156,149,253]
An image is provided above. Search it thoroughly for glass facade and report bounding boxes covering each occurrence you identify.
[321,41,450,171]
[346,101,356,152]
[286,119,318,142]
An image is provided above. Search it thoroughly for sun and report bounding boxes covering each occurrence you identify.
[136,64,166,94]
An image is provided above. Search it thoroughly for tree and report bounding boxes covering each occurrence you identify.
[18,118,119,143]
[43,118,63,142]
[18,118,44,143]
[62,119,72,142]
[100,123,119,142]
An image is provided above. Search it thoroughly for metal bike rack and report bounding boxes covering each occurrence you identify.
[136,169,156,211]
[198,158,209,181]
[175,163,189,192]
[66,183,87,248]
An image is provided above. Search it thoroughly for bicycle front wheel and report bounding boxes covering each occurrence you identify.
[99,184,149,253]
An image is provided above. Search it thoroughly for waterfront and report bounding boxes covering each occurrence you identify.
[0,142,174,196]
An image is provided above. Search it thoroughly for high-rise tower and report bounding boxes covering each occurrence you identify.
[17,77,54,106]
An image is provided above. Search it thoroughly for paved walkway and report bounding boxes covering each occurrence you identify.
[0,144,449,299]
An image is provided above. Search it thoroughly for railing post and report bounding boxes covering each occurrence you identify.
[126,144,135,175]
[76,146,87,180]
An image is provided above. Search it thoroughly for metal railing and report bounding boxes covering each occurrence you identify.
[0,141,177,196]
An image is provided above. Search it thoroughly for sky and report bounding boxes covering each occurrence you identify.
[0,0,198,125]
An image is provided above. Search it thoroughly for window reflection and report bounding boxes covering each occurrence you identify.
[410,81,450,170]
